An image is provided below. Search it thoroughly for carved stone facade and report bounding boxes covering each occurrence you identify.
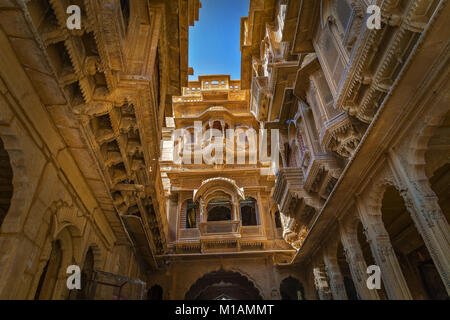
[0,0,200,299]
[0,0,448,300]
[240,0,449,300]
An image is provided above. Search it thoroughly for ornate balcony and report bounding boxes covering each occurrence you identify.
[273,167,323,250]
[273,167,306,214]
[319,112,365,159]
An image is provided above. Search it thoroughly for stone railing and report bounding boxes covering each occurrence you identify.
[198,220,241,238]
[241,225,265,238]
[178,228,200,240]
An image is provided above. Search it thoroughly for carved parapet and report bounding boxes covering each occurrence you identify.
[273,167,304,213]
[302,155,341,199]
[335,0,438,123]
[280,210,309,250]
[320,112,365,159]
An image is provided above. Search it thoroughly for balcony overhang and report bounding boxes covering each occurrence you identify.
[122,215,158,269]
[293,54,320,101]
[193,177,245,202]
[291,0,320,54]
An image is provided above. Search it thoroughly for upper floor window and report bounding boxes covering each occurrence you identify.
[207,199,232,221]
[274,211,282,228]
[315,0,359,94]
[334,0,352,36]
[186,199,197,229]
[315,26,345,94]
[240,197,259,226]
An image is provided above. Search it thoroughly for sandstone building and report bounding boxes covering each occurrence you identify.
[0,0,448,300]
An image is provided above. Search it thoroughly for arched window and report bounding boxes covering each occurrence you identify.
[240,197,258,226]
[207,199,232,221]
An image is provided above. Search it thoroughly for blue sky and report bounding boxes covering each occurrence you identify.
[188,0,250,81]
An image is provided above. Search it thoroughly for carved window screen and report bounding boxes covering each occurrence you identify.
[316,25,345,94]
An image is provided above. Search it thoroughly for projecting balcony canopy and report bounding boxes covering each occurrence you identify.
[193,177,245,203]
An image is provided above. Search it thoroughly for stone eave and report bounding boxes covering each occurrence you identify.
[291,0,320,54]
[267,63,300,121]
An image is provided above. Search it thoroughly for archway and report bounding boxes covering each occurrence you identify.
[280,277,305,300]
[425,110,450,225]
[185,270,262,300]
[147,285,163,300]
[429,163,450,224]
[0,138,13,228]
[74,247,95,300]
[381,186,447,299]
[34,240,63,300]
[356,221,388,299]
[336,241,358,300]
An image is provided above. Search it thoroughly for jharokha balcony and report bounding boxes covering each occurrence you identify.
[172,75,245,103]
[173,177,268,254]
[272,167,322,249]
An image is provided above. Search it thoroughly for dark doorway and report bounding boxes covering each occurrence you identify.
[280,276,305,300]
[148,285,163,300]
[185,270,262,300]
[76,247,95,299]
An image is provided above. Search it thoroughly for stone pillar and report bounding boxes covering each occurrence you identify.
[199,198,205,222]
[356,198,412,300]
[167,195,178,243]
[304,265,319,300]
[323,248,348,300]
[313,265,333,300]
[232,194,239,221]
[388,151,450,294]
[339,226,380,300]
